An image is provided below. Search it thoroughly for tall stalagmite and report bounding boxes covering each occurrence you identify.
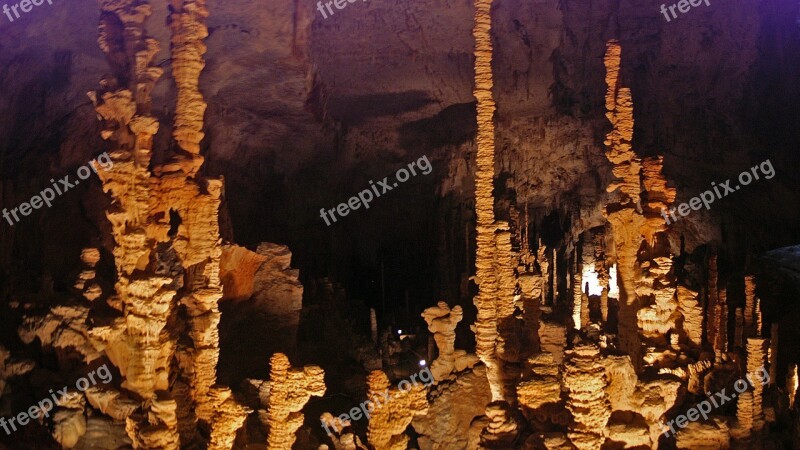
[602,40,644,369]
[88,0,241,446]
[471,0,519,402]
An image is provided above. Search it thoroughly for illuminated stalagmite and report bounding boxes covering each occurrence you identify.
[564,344,611,449]
[602,40,644,367]
[266,353,326,449]
[87,0,245,446]
[470,0,520,403]
[422,301,464,382]
[366,370,428,450]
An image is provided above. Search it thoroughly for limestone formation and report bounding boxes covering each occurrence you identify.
[266,353,326,449]
[422,301,464,382]
[366,369,428,450]
[769,323,779,384]
[787,364,798,409]
[744,275,757,338]
[207,386,252,450]
[169,0,209,167]
[677,286,703,347]
[602,40,645,369]
[479,401,519,448]
[563,344,610,449]
[320,412,368,450]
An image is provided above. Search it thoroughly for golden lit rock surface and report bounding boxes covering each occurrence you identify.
[266,353,326,449]
[366,369,428,450]
[422,301,464,382]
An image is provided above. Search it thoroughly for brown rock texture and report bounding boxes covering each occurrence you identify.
[266,353,326,449]
[413,365,492,450]
[366,369,429,450]
[677,286,704,347]
[563,344,610,449]
[169,0,209,163]
[602,40,644,369]
[422,301,464,382]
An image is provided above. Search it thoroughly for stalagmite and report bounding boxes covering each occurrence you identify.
[470,0,508,402]
[747,338,769,432]
[518,273,542,353]
[602,40,644,369]
[88,0,248,446]
[207,386,252,450]
[366,370,428,450]
[717,288,729,354]
[787,364,798,409]
[735,308,744,349]
[744,275,757,338]
[538,242,549,305]
[572,247,583,330]
[422,301,464,382]
[479,401,520,448]
[266,353,326,449]
[168,0,209,175]
[769,323,779,384]
[677,286,703,347]
[563,344,611,449]
[707,254,720,349]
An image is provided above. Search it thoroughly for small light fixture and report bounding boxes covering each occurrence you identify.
[397,329,402,335]
[419,359,426,367]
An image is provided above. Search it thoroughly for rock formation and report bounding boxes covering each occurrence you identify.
[602,40,645,369]
[564,344,611,449]
[266,353,326,449]
[366,369,428,450]
[422,301,464,382]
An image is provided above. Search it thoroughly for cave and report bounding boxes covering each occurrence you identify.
[1,0,799,448]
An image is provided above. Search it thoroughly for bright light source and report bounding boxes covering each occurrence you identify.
[397,329,402,335]
[419,360,426,367]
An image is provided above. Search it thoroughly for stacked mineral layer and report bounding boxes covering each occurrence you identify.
[169,0,209,173]
[266,353,326,449]
[206,386,252,450]
[422,301,464,382]
[87,0,239,446]
[563,344,611,449]
[602,40,644,369]
[469,0,524,405]
[366,370,429,450]
[89,1,179,446]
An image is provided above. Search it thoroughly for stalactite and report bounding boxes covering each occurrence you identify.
[538,240,549,305]
[266,353,326,449]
